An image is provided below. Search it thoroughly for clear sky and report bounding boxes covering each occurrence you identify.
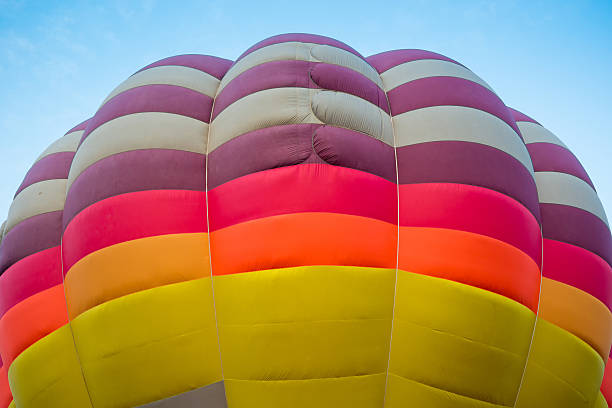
[0,0,611,219]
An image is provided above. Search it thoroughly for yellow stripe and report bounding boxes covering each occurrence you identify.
[594,392,609,408]
[8,325,91,408]
[388,271,535,406]
[213,265,395,403]
[515,318,605,408]
[71,278,222,408]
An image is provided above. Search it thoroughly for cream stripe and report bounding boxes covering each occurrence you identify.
[312,90,394,146]
[0,220,6,244]
[209,87,320,152]
[66,112,209,192]
[218,42,383,92]
[380,59,495,93]
[518,122,568,148]
[535,171,608,226]
[6,179,67,233]
[394,106,534,173]
[35,131,83,163]
[100,66,219,109]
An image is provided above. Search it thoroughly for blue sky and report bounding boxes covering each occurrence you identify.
[0,0,611,219]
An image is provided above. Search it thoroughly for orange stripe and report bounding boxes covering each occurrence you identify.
[399,227,540,311]
[539,277,612,361]
[0,284,67,368]
[0,366,10,408]
[210,212,397,275]
[65,233,210,319]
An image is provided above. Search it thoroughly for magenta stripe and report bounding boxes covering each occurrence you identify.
[65,118,90,134]
[540,203,612,267]
[366,49,464,74]
[208,124,396,189]
[509,107,541,125]
[0,211,63,274]
[527,143,594,188]
[135,54,233,79]
[212,60,388,119]
[310,63,389,113]
[63,149,206,229]
[396,141,541,222]
[82,85,213,143]
[388,76,521,136]
[15,152,74,197]
[236,33,364,62]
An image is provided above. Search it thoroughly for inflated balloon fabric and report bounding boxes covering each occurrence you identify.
[0,33,610,408]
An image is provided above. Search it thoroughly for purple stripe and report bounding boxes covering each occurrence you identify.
[310,63,390,114]
[212,61,388,119]
[135,54,233,79]
[237,33,364,62]
[366,49,464,74]
[15,152,74,197]
[208,124,396,189]
[527,143,594,188]
[540,203,612,267]
[313,126,396,182]
[388,76,521,136]
[396,141,541,222]
[82,85,213,143]
[208,124,318,189]
[509,107,541,125]
[0,211,62,274]
[66,118,90,134]
[63,149,206,229]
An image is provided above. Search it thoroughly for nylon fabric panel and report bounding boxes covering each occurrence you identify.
[34,130,82,162]
[7,325,92,408]
[515,319,605,408]
[225,374,386,408]
[135,381,227,408]
[595,392,609,408]
[398,227,541,311]
[0,284,67,367]
[70,278,222,408]
[65,233,210,318]
[385,374,506,408]
[214,266,394,382]
[538,277,612,360]
[210,213,397,276]
[0,367,10,408]
[5,179,66,234]
[386,271,535,406]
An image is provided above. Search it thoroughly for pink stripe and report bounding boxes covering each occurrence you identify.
[237,33,364,62]
[0,247,61,319]
[543,238,612,311]
[527,143,594,188]
[400,183,542,266]
[15,152,74,196]
[387,76,521,136]
[509,107,541,125]
[135,54,232,79]
[65,118,90,135]
[367,49,464,74]
[208,163,397,231]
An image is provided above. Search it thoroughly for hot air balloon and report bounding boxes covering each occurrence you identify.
[0,33,609,408]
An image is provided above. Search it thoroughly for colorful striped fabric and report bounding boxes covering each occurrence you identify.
[0,33,609,408]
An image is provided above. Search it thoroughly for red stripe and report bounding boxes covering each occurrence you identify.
[208,163,397,231]
[543,238,612,311]
[0,365,10,408]
[62,190,207,273]
[0,247,62,319]
[399,183,542,266]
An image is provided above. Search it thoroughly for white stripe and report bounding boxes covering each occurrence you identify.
[67,113,209,192]
[35,131,83,163]
[535,171,608,226]
[381,59,495,93]
[518,122,567,148]
[218,42,383,93]
[393,106,534,173]
[6,179,67,233]
[100,66,219,109]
